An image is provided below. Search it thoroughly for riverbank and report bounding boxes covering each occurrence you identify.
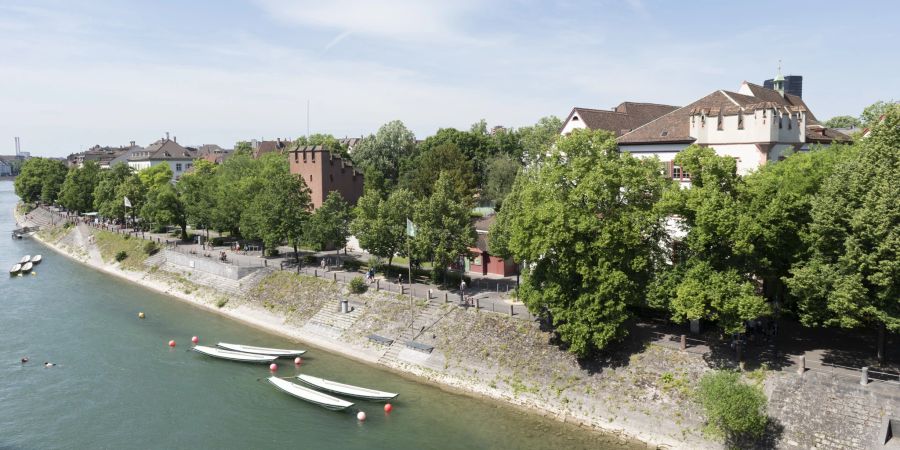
[17,207,714,449]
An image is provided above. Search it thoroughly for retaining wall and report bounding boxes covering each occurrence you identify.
[164,250,260,280]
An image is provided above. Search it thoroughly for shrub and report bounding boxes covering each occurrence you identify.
[115,250,128,262]
[266,247,280,257]
[216,298,228,308]
[342,258,363,272]
[143,241,159,256]
[348,276,367,294]
[304,255,318,265]
[210,237,228,246]
[697,371,768,442]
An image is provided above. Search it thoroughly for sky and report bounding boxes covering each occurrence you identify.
[1,0,897,157]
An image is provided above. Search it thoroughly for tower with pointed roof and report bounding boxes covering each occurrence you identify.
[772,61,785,97]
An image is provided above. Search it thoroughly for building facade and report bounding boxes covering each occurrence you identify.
[128,138,197,181]
[287,145,364,209]
[466,215,518,277]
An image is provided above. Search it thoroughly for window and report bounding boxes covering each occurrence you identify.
[175,163,182,171]
[309,174,313,182]
[672,165,690,181]
[788,116,793,129]
[717,114,723,130]
[779,115,783,129]
[737,112,744,130]
[303,152,307,162]
[572,116,579,121]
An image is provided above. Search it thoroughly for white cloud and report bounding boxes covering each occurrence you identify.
[255,0,482,44]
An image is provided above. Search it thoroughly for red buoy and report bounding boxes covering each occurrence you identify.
[269,363,278,372]
[294,357,302,365]
[191,336,199,344]
[357,411,367,421]
[168,340,176,347]
[384,403,393,413]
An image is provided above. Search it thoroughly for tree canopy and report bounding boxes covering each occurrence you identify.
[58,161,101,213]
[305,191,352,252]
[493,129,669,356]
[351,120,416,190]
[14,158,67,204]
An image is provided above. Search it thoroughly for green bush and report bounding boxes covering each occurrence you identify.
[143,241,159,256]
[266,247,280,257]
[304,255,318,265]
[342,258,363,272]
[210,237,228,246]
[697,371,768,442]
[348,276,367,294]
[115,250,128,262]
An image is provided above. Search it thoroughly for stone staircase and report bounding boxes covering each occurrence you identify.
[378,299,446,365]
[143,251,166,268]
[303,300,361,338]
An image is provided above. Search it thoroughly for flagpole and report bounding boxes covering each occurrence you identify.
[408,234,413,327]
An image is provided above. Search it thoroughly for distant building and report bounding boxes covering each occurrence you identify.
[617,76,852,182]
[128,137,197,181]
[251,139,290,159]
[338,137,363,153]
[560,102,680,136]
[196,144,233,164]
[68,141,142,169]
[764,75,802,98]
[0,158,11,176]
[287,145,364,209]
[466,214,517,277]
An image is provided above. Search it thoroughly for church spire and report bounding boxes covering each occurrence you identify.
[773,60,785,96]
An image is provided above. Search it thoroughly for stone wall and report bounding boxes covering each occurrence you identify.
[164,249,260,280]
[767,370,899,449]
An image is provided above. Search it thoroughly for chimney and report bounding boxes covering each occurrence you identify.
[165,132,170,141]
[174,136,177,143]
[130,140,135,147]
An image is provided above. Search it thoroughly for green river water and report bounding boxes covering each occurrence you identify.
[0,180,641,449]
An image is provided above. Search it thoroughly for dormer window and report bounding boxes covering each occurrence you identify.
[660,131,668,137]
[788,117,792,130]
[572,116,579,121]
[779,115,783,129]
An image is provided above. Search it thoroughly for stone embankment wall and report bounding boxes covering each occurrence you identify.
[27,215,900,450]
[164,249,261,280]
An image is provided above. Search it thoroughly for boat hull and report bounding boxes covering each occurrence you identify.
[296,374,398,401]
[192,346,277,363]
[268,377,354,411]
[217,342,306,357]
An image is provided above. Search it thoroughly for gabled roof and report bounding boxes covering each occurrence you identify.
[130,139,196,161]
[618,91,737,144]
[741,82,820,124]
[253,140,289,159]
[564,102,679,136]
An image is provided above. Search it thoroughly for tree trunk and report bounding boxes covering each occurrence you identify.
[180,222,188,241]
[293,243,299,263]
[877,323,886,365]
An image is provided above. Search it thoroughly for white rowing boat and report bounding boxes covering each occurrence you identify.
[21,262,33,272]
[31,255,42,264]
[268,377,354,411]
[297,374,399,401]
[19,255,31,264]
[217,342,306,357]
[192,345,277,363]
[9,263,21,275]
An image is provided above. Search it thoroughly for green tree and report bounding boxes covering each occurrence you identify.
[137,163,173,187]
[351,120,416,188]
[411,172,475,279]
[294,134,350,158]
[180,159,219,241]
[697,371,768,443]
[859,100,898,128]
[415,127,496,186]
[214,150,261,235]
[671,262,769,334]
[240,154,312,256]
[351,187,416,269]
[491,129,669,356]
[141,182,186,238]
[400,142,476,201]
[482,154,522,208]
[116,174,146,227]
[58,161,101,213]
[93,163,134,222]
[786,108,900,362]
[305,191,352,252]
[823,115,861,129]
[14,158,67,204]
[516,115,562,164]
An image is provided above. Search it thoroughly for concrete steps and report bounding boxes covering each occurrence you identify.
[377,299,446,365]
[144,251,166,268]
[305,300,360,333]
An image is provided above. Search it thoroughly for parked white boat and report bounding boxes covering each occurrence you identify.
[217,342,306,357]
[9,263,21,275]
[19,255,31,264]
[192,345,277,363]
[268,377,354,411]
[297,374,399,401]
[31,255,42,264]
[20,262,33,272]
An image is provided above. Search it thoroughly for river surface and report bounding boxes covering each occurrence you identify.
[0,181,639,449]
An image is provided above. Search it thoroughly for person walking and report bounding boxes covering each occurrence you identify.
[460,280,467,305]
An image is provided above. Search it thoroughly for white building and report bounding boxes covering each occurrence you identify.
[560,102,679,137]
[615,75,851,184]
[128,137,197,181]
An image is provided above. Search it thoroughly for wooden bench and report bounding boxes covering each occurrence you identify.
[404,340,434,353]
[367,334,394,346]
